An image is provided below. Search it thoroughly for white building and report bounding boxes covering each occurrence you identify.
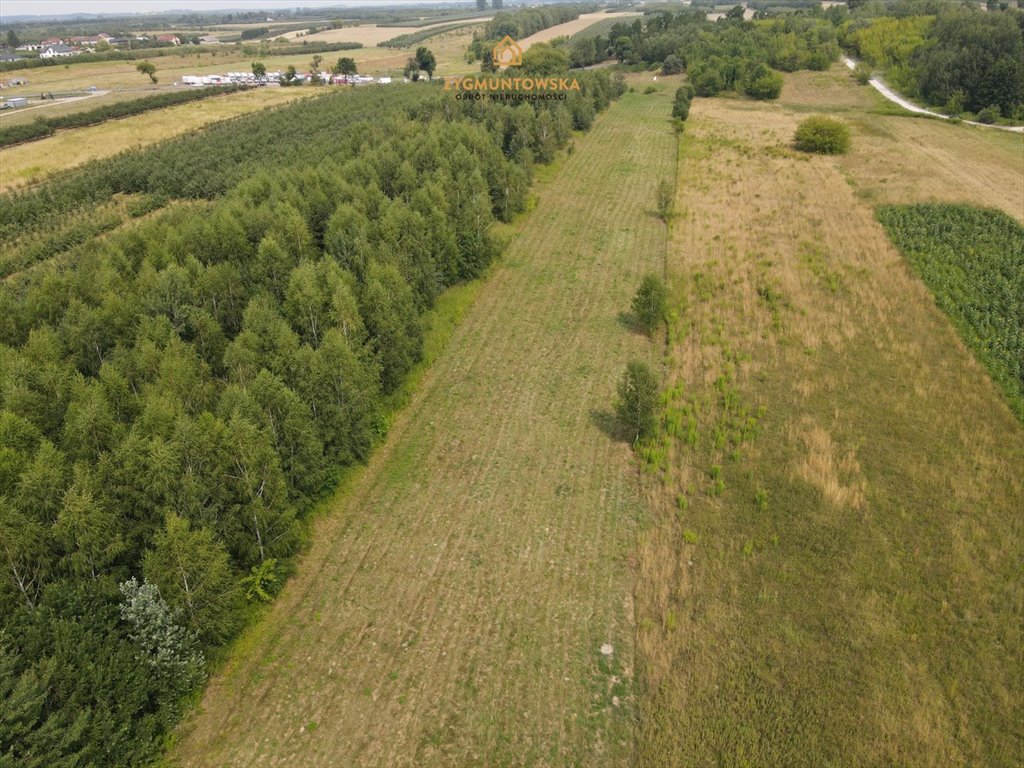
[40,44,75,59]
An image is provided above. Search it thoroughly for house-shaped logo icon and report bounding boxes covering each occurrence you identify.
[493,35,523,68]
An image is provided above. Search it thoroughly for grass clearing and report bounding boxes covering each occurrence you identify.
[635,64,1023,766]
[170,86,677,767]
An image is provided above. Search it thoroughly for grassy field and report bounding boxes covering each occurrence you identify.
[0,87,318,190]
[635,64,1024,766]
[170,85,676,767]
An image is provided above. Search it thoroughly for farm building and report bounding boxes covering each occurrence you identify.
[40,44,75,58]
[156,34,181,45]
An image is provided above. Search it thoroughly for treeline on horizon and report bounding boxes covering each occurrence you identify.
[0,69,626,766]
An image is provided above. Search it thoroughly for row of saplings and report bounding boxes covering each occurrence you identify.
[672,82,851,154]
[615,102,851,441]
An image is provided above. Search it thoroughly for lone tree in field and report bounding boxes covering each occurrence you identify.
[252,61,266,79]
[632,274,668,335]
[794,115,851,154]
[310,54,324,84]
[136,61,158,84]
[616,361,660,443]
[415,46,437,80]
[334,56,358,76]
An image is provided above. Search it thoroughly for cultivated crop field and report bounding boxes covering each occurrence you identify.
[172,83,676,767]
[0,87,318,190]
[635,63,1023,766]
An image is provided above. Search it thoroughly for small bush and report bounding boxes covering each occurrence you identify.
[644,85,658,94]
[743,64,783,100]
[656,180,674,222]
[693,69,723,97]
[632,274,668,334]
[793,115,851,154]
[976,105,1001,124]
[853,63,872,85]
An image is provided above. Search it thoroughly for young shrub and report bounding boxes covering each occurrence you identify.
[616,361,660,443]
[656,179,674,222]
[632,273,668,334]
[672,86,691,120]
[794,115,851,155]
[693,68,723,97]
[853,63,872,85]
[743,64,783,100]
[644,84,658,95]
[976,105,1002,124]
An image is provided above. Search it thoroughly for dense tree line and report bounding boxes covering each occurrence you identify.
[0,87,241,148]
[843,5,1024,118]
[562,9,837,100]
[0,69,624,766]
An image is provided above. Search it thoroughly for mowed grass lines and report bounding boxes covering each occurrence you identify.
[878,204,1024,420]
[635,68,1024,767]
[171,90,676,767]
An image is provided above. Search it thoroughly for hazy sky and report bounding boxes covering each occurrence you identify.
[2,0,470,18]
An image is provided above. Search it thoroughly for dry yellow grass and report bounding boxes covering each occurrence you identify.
[0,88,318,190]
[170,88,676,767]
[635,64,1023,766]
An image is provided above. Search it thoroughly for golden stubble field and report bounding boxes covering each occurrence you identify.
[518,12,641,51]
[171,86,677,767]
[0,87,320,191]
[635,65,1023,766]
